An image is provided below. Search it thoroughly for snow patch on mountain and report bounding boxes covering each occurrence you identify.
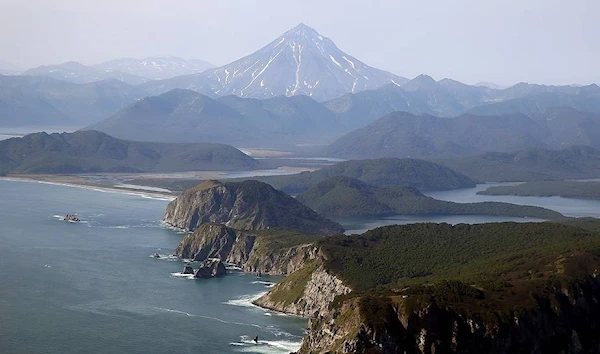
[142,23,408,101]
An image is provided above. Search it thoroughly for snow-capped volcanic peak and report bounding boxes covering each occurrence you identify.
[207,23,407,101]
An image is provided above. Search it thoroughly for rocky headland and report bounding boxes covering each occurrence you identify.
[163,180,600,353]
[163,179,344,236]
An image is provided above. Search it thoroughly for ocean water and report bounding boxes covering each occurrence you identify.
[0,180,305,354]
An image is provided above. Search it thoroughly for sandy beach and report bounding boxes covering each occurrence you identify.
[1,175,178,201]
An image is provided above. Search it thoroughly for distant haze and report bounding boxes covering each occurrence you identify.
[0,0,598,86]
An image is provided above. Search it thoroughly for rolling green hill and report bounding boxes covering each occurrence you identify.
[236,158,476,194]
[0,130,258,174]
[296,176,563,219]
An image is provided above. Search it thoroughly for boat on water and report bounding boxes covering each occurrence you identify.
[63,214,80,223]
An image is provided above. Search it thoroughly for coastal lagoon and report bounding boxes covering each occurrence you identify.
[335,182,600,234]
[426,183,600,219]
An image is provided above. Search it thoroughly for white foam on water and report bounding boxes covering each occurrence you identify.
[251,281,276,287]
[155,308,266,330]
[170,272,195,279]
[225,291,267,308]
[233,336,302,353]
[149,254,178,261]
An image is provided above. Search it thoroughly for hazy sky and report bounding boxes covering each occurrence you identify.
[0,0,597,85]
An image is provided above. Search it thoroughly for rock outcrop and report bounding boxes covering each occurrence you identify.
[163,180,344,235]
[173,223,320,275]
[253,262,351,318]
[174,223,255,263]
[193,259,227,278]
[182,265,194,275]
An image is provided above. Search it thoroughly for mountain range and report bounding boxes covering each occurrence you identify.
[92,57,214,80]
[325,77,600,131]
[438,145,600,182]
[0,75,145,126]
[21,57,214,85]
[2,23,600,154]
[324,108,600,159]
[85,89,340,146]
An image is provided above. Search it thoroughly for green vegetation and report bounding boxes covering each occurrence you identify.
[479,181,600,200]
[0,130,258,174]
[318,222,600,293]
[438,146,600,182]
[166,180,345,236]
[296,176,398,216]
[297,176,563,219]
[249,229,320,259]
[231,158,476,194]
[262,260,320,307]
[125,158,477,194]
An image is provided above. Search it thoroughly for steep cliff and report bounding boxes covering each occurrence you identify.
[250,221,600,353]
[172,223,321,275]
[163,180,344,236]
[253,261,351,317]
[299,274,600,353]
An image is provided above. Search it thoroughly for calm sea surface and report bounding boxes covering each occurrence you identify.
[0,180,305,354]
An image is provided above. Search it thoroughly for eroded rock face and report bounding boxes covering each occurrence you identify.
[163,180,344,236]
[254,265,351,318]
[174,223,255,264]
[173,223,317,275]
[298,276,600,354]
[245,242,319,276]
